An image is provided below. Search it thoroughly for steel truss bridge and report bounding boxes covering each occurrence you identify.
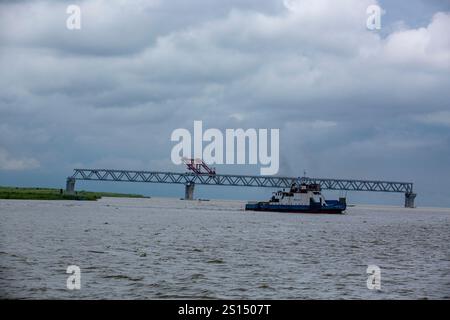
[66,168,416,207]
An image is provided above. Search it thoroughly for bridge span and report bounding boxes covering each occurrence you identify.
[66,168,416,208]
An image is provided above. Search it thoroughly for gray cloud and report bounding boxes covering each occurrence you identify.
[0,0,449,205]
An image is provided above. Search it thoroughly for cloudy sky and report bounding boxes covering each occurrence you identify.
[0,0,449,206]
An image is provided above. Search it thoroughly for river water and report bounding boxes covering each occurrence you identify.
[0,197,449,299]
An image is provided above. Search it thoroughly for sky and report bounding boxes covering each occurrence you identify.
[0,0,449,206]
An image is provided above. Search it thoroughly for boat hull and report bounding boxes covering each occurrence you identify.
[245,202,345,214]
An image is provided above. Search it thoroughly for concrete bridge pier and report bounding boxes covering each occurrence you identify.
[404,192,416,208]
[185,182,195,200]
[66,177,76,195]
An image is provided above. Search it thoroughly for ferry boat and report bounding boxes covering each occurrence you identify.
[245,183,346,214]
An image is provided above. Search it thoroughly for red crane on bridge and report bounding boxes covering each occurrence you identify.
[181,157,216,175]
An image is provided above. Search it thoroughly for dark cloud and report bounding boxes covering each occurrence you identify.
[0,0,449,206]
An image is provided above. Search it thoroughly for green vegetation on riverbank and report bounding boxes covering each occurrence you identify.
[0,186,147,201]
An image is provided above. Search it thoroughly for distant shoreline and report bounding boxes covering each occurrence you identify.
[0,186,148,201]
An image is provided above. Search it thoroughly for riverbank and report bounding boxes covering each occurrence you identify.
[0,186,147,201]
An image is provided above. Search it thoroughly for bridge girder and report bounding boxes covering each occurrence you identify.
[69,168,414,193]
[67,169,415,207]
